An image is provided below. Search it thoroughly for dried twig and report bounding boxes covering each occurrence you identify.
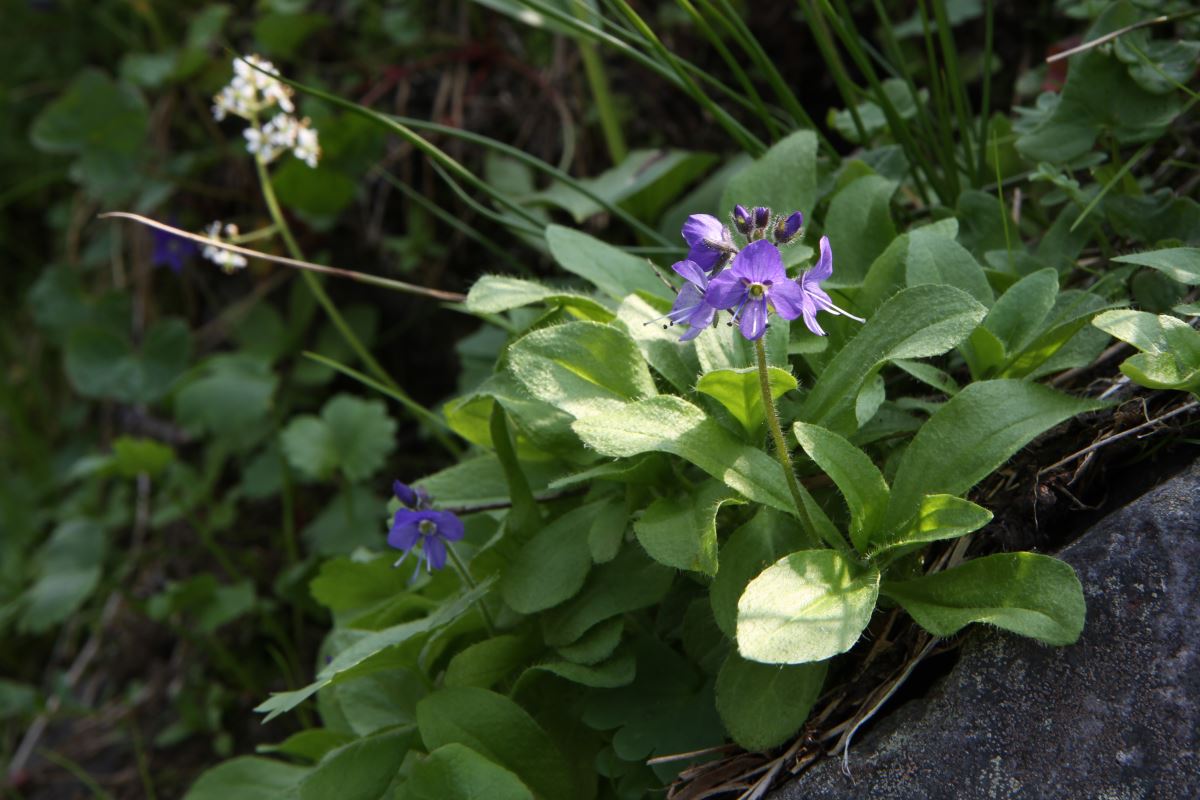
[98,212,466,303]
[1045,12,1197,63]
[1038,400,1199,476]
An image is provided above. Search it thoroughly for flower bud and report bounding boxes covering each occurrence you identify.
[753,206,771,231]
[732,204,752,236]
[775,211,804,243]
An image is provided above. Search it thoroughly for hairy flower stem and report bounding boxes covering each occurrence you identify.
[252,157,460,456]
[445,543,496,637]
[754,338,850,554]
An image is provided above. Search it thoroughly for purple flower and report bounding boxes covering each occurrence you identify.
[681,214,733,272]
[796,236,865,336]
[151,220,197,273]
[388,508,464,572]
[774,211,803,244]
[656,259,716,341]
[705,240,807,341]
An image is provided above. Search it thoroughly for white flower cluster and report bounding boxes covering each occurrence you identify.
[212,55,294,121]
[244,113,321,167]
[201,221,248,273]
[212,55,321,168]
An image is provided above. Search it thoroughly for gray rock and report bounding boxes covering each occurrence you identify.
[772,461,1200,800]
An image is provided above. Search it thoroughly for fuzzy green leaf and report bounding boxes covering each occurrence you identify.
[416,687,575,800]
[696,367,797,435]
[793,422,889,553]
[715,653,826,751]
[402,743,533,800]
[885,381,1104,530]
[872,494,993,555]
[882,552,1085,644]
[633,480,744,575]
[545,226,670,302]
[737,550,880,664]
[801,286,987,430]
[501,504,597,614]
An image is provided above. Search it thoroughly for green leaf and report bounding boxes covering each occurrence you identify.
[542,546,672,647]
[711,509,819,639]
[65,319,191,404]
[587,497,627,564]
[1113,247,1200,285]
[254,12,329,58]
[633,480,744,576]
[110,436,174,478]
[402,743,534,800]
[855,372,886,427]
[30,69,148,200]
[545,226,670,302]
[416,687,575,800]
[298,727,414,800]
[801,286,988,429]
[256,580,493,720]
[1016,5,1184,162]
[822,174,898,287]
[259,730,354,764]
[872,494,993,555]
[981,268,1060,356]
[715,653,826,751]
[737,550,880,664]
[720,130,818,226]
[905,227,993,306]
[885,381,1104,530]
[522,651,637,689]
[502,504,597,614]
[1092,308,1169,353]
[18,520,106,635]
[556,617,624,665]
[572,396,794,514]
[882,552,1085,644]
[696,367,797,435]
[309,555,412,613]
[444,636,535,690]
[281,395,397,482]
[174,355,277,440]
[465,275,611,321]
[183,757,308,800]
[793,422,889,553]
[0,679,37,721]
[615,295,701,392]
[507,321,657,418]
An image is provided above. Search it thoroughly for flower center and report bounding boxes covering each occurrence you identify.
[418,519,437,537]
[748,282,767,299]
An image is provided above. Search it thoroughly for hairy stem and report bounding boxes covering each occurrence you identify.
[755,337,849,553]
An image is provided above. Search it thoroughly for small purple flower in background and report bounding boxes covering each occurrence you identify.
[646,259,716,341]
[774,211,803,244]
[681,214,733,272]
[797,236,865,336]
[705,240,806,341]
[388,481,464,571]
[151,218,198,273]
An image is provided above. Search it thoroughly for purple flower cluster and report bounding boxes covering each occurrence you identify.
[387,480,464,572]
[654,206,863,342]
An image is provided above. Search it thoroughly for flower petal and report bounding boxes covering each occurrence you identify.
[388,514,422,551]
[769,278,806,320]
[681,214,725,247]
[804,236,834,287]
[733,240,786,284]
[432,510,465,541]
[671,259,709,289]
[800,292,826,336]
[424,536,448,571]
[705,270,746,310]
[740,298,769,341]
